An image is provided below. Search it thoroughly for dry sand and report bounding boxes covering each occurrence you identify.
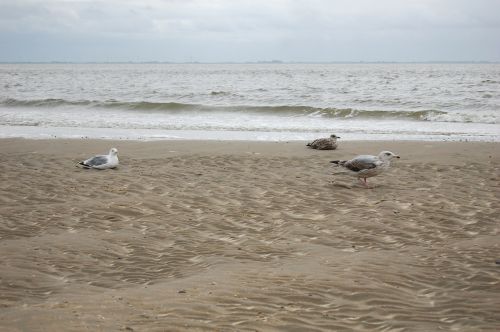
[0,138,499,331]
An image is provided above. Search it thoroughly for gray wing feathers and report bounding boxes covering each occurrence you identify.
[84,155,109,166]
[345,155,380,172]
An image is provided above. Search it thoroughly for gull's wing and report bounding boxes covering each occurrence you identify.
[83,155,109,167]
[307,138,322,146]
[344,155,380,172]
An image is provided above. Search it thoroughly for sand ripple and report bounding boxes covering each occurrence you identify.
[0,141,499,331]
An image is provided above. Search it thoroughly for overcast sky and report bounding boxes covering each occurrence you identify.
[1,0,499,62]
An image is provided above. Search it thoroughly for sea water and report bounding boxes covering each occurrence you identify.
[1,63,499,141]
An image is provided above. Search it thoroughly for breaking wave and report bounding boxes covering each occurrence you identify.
[1,98,498,124]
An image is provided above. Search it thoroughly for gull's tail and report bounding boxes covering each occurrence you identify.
[330,160,347,167]
[77,161,91,168]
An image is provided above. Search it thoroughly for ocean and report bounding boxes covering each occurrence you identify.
[1,63,499,141]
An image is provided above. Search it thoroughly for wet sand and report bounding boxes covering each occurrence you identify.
[0,139,499,331]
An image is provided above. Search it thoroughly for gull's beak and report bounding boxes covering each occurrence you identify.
[395,155,400,159]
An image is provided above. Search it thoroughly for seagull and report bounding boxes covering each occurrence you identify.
[307,134,340,150]
[330,151,400,187]
[78,148,119,169]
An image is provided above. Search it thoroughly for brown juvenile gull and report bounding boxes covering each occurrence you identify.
[306,134,340,150]
[78,148,119,169]
[330,151,400,187]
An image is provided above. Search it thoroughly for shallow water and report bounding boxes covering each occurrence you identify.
[1,63,499,141]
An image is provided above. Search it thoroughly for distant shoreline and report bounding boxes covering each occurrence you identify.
[1,61,499,65]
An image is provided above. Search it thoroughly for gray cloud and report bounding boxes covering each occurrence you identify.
[1,0,499,62]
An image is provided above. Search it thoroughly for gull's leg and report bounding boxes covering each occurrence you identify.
[363,178,374,189]
[358,177,370,188]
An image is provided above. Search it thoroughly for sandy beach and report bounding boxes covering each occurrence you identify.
[0,138,499,331]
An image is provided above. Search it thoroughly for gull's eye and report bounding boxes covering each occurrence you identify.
[385,152,391,155]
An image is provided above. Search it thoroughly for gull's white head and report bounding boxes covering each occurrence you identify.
[378,151,400,161]
[109,148,118,155]
[330,134,340,140]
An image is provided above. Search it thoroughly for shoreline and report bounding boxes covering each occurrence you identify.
[1,137,499,162]
[1,138,499,331]
[1,125,499,142]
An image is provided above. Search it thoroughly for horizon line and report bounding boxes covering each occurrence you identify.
[1,60,499,65]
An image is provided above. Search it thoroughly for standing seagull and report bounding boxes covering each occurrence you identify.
[79,148,119,169]
[330,151,399,187]
[307,134,340,150]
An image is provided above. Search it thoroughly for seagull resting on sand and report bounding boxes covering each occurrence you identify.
[330,151,400,187]
[78,148,119,169]
[307,134,340,150]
